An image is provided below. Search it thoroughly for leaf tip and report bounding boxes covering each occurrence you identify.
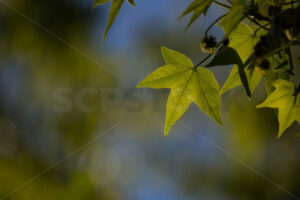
[164,127,170,136]
[160,45,168,52]
[128,2,135,7]
[217,119,223,126]
[214,115,222,126]
[136,82,143,88]
[93,0,110,9]
[256,103,264,108]
[160,46,169,59]
[177,12,187,21]
[101,38,106,45]
[127,0,135,7]
[184,23,192,32]
[277,127,286,139]
[276,133,283,139]
[164,121,173,136]
[102,29,109,44]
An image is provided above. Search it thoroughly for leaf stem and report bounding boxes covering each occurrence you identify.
[253,21,270,37]
[205,14,226,37]
[194,54,214,69]
[285,47,295,75]
[246,16,270,31]
[294,84,300,104]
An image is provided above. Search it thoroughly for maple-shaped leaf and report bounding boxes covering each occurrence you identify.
[257,79,300,138]
[137,46,221,135]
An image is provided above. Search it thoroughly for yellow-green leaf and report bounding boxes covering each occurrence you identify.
[221,0,246,36]
[205,46,251,97]
[221,65,262,95]
[257,79,300,138]
[220,23,264,95]
[265,71,290,95]
[137,46,222,135]
[103,0,124,42]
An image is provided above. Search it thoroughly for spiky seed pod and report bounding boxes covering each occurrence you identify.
[255,58,271,75]
[254,42,266,58]
[201,35,218,54]
[254,35,270,58]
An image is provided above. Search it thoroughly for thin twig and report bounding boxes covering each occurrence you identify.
[194,54,214,68]
[205,14,226,37]
[247,16,270,31]
[194,37,227,69]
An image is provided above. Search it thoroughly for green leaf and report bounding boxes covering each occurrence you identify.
[205,47,243,67]
[265,71,290,95]
[221,0,246,36]
[178,0,214,31]
[220,23,264,95]
[93,0,111,7]
[257,79,300,138]
[137,46,222,135]
[265,49,291,94]
[204,47,251,97]
[161,45,194,68]
[93,0,135,42]
[127,0,135,7]
[103,0,124,42]
[221,65,262,95]
[220,65,243,94]
[229,24,263,62]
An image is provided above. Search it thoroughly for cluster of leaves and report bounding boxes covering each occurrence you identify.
[94,0,300,137]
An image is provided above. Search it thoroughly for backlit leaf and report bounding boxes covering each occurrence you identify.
[221,0,246,36]
[257,79,300,138]
[220,23,264,95]
[205,47,251,97]
[137,46,221,135]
